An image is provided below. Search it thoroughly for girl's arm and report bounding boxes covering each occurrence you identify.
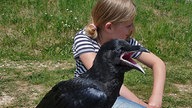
[79,52,97,69]
[137,52,166,108]
[120,84,148,107]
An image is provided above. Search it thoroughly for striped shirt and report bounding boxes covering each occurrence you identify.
[72,30,147,77]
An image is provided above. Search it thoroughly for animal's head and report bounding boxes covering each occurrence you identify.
[94,39,148,73]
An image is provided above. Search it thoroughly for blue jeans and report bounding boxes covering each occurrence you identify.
[112,96,146,108]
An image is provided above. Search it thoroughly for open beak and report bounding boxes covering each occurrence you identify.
[120,47,147,73]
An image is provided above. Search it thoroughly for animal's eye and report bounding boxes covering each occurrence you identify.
[114,48,121,54]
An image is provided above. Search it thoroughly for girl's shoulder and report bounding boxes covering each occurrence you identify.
[73,29,100,58]
[75,29,90,40]
[75,29,86,36]
[74,29,98,44]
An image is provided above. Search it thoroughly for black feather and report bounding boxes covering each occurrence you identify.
[36,39,146,108]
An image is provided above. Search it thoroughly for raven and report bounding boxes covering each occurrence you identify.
[36,39,147,108]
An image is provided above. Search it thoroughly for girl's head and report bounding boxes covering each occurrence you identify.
[85,0,136,40]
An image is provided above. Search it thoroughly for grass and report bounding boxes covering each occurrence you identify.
[0,0,192,108]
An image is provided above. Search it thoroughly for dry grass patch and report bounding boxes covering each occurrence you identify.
[0,92,14,107]
[0,60,75,107]
[174,83,192,94]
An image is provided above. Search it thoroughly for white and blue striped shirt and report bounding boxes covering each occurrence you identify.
[72,30,147,77]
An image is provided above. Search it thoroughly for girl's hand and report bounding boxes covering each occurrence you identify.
[147,95,162,108]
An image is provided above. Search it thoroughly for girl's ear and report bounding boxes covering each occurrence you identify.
[104,22,113,33]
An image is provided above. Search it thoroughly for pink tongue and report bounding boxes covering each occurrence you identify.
[122,52,137,64]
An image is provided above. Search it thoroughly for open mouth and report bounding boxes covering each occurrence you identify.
[120,52,145,73]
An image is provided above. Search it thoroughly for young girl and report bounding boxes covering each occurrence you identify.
[72,0,166,108]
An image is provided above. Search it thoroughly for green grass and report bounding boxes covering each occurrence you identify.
[0,0,95,61]
[0,0,192,107]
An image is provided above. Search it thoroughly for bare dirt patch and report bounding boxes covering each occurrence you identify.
[0,59,75,71]
[0,59,75,107]
[15,81,46,107]
[174,83,192,94]
[0,92,14,106]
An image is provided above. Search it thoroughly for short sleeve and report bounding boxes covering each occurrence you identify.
[72,34,96,58]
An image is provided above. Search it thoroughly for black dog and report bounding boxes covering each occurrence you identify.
[36,39,147,108]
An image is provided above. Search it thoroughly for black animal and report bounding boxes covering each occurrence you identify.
[36,39,147,108]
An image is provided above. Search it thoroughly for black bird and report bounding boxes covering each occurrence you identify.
[36,39,147,108]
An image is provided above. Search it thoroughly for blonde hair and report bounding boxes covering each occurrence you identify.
[85,0,136,39]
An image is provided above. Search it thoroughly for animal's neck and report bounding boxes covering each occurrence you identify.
[87,64,125,84]
[88,65,125,98]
